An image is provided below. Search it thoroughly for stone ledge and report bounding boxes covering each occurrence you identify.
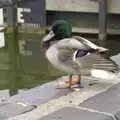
[7,75,120,120]
[40,107,115,120]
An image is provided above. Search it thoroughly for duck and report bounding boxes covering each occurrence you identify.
[42,20,120,88]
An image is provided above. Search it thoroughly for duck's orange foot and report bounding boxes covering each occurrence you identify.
[56,75,80,89]
[69,75,80,88]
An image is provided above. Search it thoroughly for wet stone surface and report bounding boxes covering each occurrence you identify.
[40,107,114,120]
[0,79,71,119]
[80,83,120,119]
[0,102,35,120]
[8,79,70,105]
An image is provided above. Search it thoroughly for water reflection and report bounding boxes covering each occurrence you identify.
[0,28,64,97]
[7,28,19,96]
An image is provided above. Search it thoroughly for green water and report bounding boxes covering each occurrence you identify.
[0,29,64,97]
[0,28,120,97]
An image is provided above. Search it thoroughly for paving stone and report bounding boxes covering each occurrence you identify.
[0,102,36,120]
[80,83,120,116]
[0,77,70,119]
[8,79,70,105]
[40,107,114,120]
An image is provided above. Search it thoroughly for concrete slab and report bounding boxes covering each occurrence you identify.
[8,77,70,105]
[39,107,114,120]
[0,77,71,120]
[7,75,120,120]
[0,102,35,120]
[80,83,120,115]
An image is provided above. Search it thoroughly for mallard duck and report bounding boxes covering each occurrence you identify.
[42,20,120,88]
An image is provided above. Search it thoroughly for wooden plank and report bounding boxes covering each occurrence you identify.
[108,0,120,14]
[46,0,98,13]
[98,0,107,40]
[72,27,120,35]
[72,27,98,34]
[6,6,17,27]
[46,0,120,14]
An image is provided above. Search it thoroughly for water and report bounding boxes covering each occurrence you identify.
[0,29,64,98]
[0,29,120,98]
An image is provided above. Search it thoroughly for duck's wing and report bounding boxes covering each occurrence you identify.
[73,36,108,52]
[58,49,81,74]
[75,52,119,74]
[56,38,89,50]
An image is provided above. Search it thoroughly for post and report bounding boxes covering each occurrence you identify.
[98,0,108,40]
[7,29,19,96]
[6,0,17,27]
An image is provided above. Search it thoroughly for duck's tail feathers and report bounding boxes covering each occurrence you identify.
[91,69,120,80]
[73,36,108,52]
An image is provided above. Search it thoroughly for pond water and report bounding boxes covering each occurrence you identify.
[0,29,65,99]
[0,29,120,98]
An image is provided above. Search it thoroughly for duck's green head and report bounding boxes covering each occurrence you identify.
[42,20,72,43]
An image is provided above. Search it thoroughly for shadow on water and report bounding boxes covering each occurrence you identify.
[0,28,120,97]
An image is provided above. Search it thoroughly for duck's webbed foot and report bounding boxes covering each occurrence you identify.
[56,74,80,89]
[69,74,81,88]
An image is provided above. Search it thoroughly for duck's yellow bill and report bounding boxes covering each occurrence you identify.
[42,30,55,42]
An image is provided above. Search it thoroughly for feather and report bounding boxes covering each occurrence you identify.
[73,36,108,52]
[75,53,119,73]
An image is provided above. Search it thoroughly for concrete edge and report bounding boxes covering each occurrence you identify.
[7,77,120,120]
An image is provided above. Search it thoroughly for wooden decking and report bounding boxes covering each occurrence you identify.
[73,27,120,35]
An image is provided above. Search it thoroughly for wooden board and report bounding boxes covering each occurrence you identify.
[46,0,120,14]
